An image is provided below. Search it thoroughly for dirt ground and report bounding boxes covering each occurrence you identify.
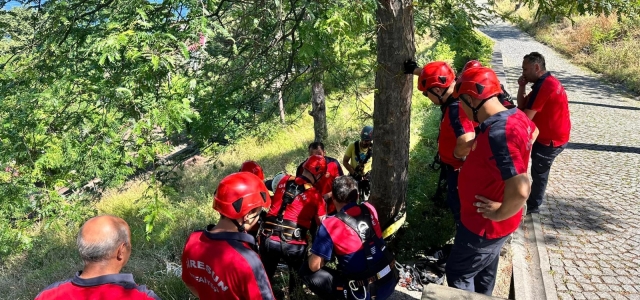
[494,244,514,299]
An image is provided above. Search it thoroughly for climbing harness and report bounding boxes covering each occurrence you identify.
[336,204,398,299]
[261,177,311,242]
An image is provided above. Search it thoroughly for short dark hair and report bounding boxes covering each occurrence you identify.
[332,176,359,204]
[308,142,325,151]
[524,52,546,71]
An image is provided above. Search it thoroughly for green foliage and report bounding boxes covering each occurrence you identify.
[391,87,456,259]
[591,24,621,45]
[414,0,495,70]
[518,0,640,22]
[0,0,205,259]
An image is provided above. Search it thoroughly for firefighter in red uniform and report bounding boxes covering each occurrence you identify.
[446,67,538,295]
[516,52,571,214]
[300,176,399,300]
[259,154,327,297]
[181,172,275,300]
[405,61,475,224]
[462,60,516,108]
[239,160,268,238]
[35,215,160,300]
[296,141,344,214]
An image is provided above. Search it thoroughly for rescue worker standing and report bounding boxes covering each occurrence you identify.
[181,172,275,300]
[259,155,328,297]
[447,67,538,295]
[300,176,398,300]
[342,126,373,199]
[462,60,516,109]
[404,60,475,223]
[516,52,571,214]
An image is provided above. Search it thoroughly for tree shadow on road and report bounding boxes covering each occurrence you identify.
[538,196,626,246]
[565,143,640,154]
[501,63,640,106]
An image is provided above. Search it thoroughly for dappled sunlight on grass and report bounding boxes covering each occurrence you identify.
[0,220,81,300]
[0,38,493,298]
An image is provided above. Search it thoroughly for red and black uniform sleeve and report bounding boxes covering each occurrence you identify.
[227,239,276,300]
[448,101,475,138]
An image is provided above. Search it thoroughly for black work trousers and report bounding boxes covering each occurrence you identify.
[445,224,509,295]
[299,260,399,300]
[527,141,566,210]
[299,263,347,300]
[444,163,461,225]
[259,236,306,297]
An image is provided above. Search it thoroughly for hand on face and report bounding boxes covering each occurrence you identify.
[518,75,528,87]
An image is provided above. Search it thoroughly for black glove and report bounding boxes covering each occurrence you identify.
[403,59,418,74]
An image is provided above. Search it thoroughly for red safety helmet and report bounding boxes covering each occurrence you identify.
[239,160,264,180]
[213,172,271,220]
[462,60,483,72]
[417,61,455,92]
[303,155,327,176]
[452,67,502,100]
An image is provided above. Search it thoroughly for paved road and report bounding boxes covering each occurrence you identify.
[481,21,640,300]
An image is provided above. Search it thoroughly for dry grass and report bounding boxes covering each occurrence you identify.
[0,93,377,300]
[0,29,481,300]
[495,0,640,93]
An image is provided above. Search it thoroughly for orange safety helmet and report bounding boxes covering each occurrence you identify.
[239,160,265,180]
[417,61,456,92]
[213,172,271,220]
[452,67,502,100]
[462,60,483,72]
[302,155,327,177]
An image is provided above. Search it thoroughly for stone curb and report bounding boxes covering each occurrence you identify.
[531,211,558,300]
[489,41,558,300]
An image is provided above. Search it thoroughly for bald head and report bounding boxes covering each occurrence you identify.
[77,215,130,263]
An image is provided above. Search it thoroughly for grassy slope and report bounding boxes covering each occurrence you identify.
[0,92,438,300]
[0,34,494,299]
[495,0,640,94]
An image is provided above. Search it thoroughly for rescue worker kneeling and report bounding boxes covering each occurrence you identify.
[300,176,399,300]
[259,155,327,297]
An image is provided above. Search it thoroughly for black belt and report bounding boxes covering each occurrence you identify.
[262,218,308,241]
[348,261,398,289]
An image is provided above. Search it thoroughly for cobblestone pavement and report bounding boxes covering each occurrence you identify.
[481,21,640,300]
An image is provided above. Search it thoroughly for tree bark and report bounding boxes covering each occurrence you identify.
[310,81,328,142]
[369,0,415,228]
[278,80,286,124]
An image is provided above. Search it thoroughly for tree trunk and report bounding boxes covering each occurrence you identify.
[310,81,328,142]
[369,0,415,228]
[278,82,286,124]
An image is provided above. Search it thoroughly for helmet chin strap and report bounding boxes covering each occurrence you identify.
[461,97,489,123]
[428,88,449,105]
[231,219,247,233]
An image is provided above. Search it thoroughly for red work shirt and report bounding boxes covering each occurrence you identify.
[35,272,160,300]
[266,175,326,244]
[181,228,275,300]
[314,161,343,214]
[459,108,537,239]
[296,156,344,204]
[439,100,476,170]
[524,72,571,146]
